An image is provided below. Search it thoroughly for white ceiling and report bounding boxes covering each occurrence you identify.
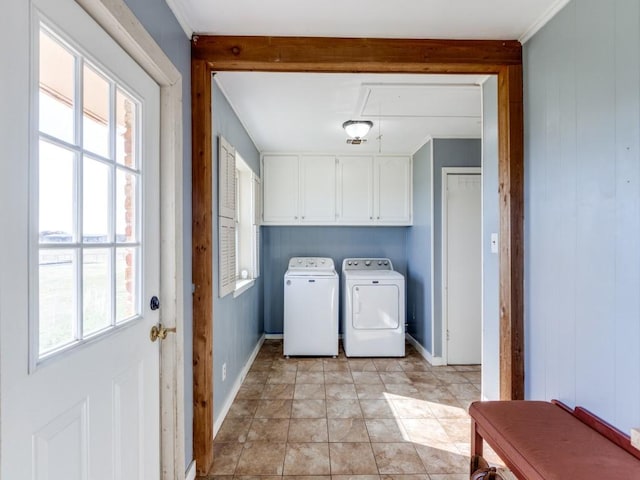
[215,72,485,155]
[173,0,568,154]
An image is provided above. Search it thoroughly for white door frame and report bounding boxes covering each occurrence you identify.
[441,167,481,365]
[0,0,186,477]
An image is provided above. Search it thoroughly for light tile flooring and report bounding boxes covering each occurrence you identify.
[201,340,494,480]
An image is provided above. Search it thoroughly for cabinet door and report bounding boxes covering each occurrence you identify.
[375,156,412,224]
[336,156,373,224]
[262,154,299,223]
[300,155,336,223]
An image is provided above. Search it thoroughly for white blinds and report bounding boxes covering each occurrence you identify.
[219,136,236,297]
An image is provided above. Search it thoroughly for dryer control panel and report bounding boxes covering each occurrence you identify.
[288,257,335,271]
[342,258,394,271]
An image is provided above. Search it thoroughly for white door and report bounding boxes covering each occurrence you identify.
[336,156,373,224]
[262,154,299,223]
[300,155,336,223]
[375,156,412,224]
[444,171,482,365]
[352,285,400,329]
[0,0,161,478]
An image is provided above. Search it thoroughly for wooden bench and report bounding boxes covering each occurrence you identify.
[469,400,640,479]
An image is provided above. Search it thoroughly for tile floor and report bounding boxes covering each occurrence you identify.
[200,339,497,480]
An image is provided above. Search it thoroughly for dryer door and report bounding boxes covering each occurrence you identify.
[352,284,399,329]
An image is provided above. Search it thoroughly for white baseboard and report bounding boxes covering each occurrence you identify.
[406,333,446,366]
[264,333,283,339]
[213,334,265,437]
[185,460,196,480]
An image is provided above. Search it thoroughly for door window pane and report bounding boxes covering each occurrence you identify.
[39,30,75,143]
[116,247,137,322]
[83,249,111,335]
[39,249,76,353]
[39,141,75,243]
[83,157,110,242]
[116,169,137,243]
[83,65,110,158]
[116,89,136,168]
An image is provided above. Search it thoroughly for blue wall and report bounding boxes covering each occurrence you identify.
[524,0,640,432]
[432,139,482,357]
[481,78,500,400]
[120,0,193,468]
[406,140,432,351]
[262,226,408,334]
[212,81,264,424]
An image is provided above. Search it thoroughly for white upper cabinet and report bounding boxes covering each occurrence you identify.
[262,153,412,226]
[336,156,373,224]
[375,156,412,224]
[300,155,336,223]
[262,154,299,223]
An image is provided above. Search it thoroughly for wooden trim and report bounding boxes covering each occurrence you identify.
[191,58,214,475]
[192,36,522,74]
[498,64,525,400]
[191,35,525,467]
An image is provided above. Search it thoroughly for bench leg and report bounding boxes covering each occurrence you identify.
[471,419,483,457]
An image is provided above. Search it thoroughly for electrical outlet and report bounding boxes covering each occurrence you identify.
[632,427,640,450]
[222,362,227,382]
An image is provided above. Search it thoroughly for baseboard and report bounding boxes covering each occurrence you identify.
[213,334,265,437]
[185,460,196,480]
[264,333,283,339]
[406,333,446,366]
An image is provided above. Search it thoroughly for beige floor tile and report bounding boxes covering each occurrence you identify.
[329,443,378,475]
[380,475,429,480]
[295,383,326,399]
[214,417,252,443]
[323,360,351,372]
[227,399,259,418]
[365,419,409,442]
[267,369,298,384]
[271,360,299,372]
[297,371,326,384]
[379,372,412,385]
[235,442,286,475]
[235,384,265,400]
[209,442,243,475]
[383,384,421,397]
[438,418,471,443]
[254,399,292,418]
[289,418,329,442]
[233,477,281,480]
[327,418,369,442]
[445,384,480,400]
[428,475,468,480]
[297,359,325,371]
[390,399,433,419]
[372,443,426,474]
[261,383,295,399]
[352,372,383,385]
[324,371,354,384]
[325,383,358,400]
[292,399,327,418]
[427,402,467,419]
[401,419,450,444]
[405,372,441,386]
[249,360,273,372]
[326,399,363,418]
[432,372,470,384]
[287,477,332,480]
[332,476,380,480]
[347,359,378,372]
[398,359,431,372]
[453,365,480,372]
[413,443,469,474]
[372,359,404,372]
[460,371,481,384]
[284,443,331,475]
[246,418,289,441]
[243,371,269,384]
[355,384,388,400]
[359,399,397,419]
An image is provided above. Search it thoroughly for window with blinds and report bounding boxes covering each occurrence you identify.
[218,136,236,297]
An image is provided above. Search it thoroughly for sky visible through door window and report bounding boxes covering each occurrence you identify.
[36,25,142,358]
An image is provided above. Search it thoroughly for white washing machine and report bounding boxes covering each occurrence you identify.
[284,257,339,357]
[342,258,405,357]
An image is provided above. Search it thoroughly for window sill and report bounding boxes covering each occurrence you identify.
[233,278,255,298]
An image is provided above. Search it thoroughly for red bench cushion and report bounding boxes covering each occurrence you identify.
[469,401,640,480]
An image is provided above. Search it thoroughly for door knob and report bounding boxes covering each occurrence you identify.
[150,323,176,342]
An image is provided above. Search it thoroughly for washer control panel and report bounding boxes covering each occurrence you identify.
[288,257,335,270]
[342,258,393,271]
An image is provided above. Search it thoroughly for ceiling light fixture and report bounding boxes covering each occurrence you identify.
[343,120,373,139]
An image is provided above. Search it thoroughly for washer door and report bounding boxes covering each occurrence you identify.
[351,284,399,329]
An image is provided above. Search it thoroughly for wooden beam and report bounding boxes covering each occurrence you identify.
[191,58,214,476]
[498,64,525,400]
[192,35,522,74]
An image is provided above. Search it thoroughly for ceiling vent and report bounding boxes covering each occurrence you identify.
[346,138,367,145]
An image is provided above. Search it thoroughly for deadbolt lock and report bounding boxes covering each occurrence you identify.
[150,323,176,342]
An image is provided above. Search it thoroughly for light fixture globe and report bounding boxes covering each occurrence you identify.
[343,120,373,139]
